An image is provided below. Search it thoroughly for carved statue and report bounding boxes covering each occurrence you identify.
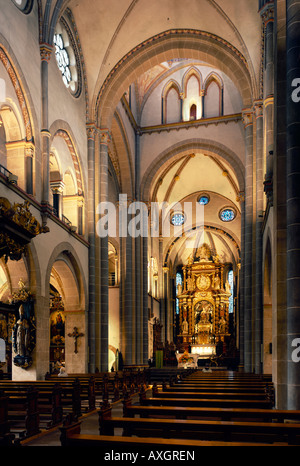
[214,274,220,289]
[187,275,195,291]
[182,319,189,334]
[12,301,35,369]
[197,243,211,261]
[219,316,226,334]
[13,305,30,358]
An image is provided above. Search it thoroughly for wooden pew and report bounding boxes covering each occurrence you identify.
[124,400,300,423]
[0,390,14,445]
[7,386,40,440]
[153,386,268,401]
[143,395,273,409]
[0,379,82,428]
[97,403,300,445]
[59,414,286,447]
[163,383,269,395]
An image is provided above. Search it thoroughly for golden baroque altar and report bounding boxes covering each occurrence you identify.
[177,243,231,357]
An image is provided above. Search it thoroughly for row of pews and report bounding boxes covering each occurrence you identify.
[60,370,300,448]
[0,368,150,445]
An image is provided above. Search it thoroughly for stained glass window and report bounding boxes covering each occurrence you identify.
[228,269,234,313]
[176,272,182,314]
[198,195,209,205]
[220,208,236,222]
[54,33,72,88]
[171,212,185,226]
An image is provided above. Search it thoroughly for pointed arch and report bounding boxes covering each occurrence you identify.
[182,67,203,98]
[204,72,224,117]
[161,79,181,124]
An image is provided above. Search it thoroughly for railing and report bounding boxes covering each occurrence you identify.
[0,163,18,184]
[62,214,72,228]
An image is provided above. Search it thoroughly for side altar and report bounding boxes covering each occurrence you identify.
[177,243,231,360]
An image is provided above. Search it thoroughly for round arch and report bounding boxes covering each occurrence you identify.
[94,29,254,128]
[44,242,87,312]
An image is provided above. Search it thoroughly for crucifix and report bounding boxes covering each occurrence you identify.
[67,327,84,353]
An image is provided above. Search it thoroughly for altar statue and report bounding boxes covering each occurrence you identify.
[182,319,189,334]
[219,316,226,334]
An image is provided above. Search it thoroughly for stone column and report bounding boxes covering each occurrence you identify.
[286,0,300,409]
[142,233,149,363]
[162,267,169,344]
[238,191,245,369]
[40,44,53,222]
[25,142,34,195]
[98,129,110,371]
[273,0,287,408]
[50,180,64,218]
[86,124,96,372]
[254,100,264,373]
[261,3,275,205]
[242,108,254,372]
[134,132,142,364]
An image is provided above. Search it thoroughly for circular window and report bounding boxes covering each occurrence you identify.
[53,19,82,97]
[198,194,210,205]
[54,33,72,88]
[171,212,185,226]
[219,208,236,222]
[11,0,33,13]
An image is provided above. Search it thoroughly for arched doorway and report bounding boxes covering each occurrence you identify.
[48,251,86,374]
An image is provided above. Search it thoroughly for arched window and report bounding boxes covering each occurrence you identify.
[228,269,234,314]
[190,104,197,120]
[203,73,223,118]
[182,68,203,121]
[163,82,181,124]
[176,272,183,315]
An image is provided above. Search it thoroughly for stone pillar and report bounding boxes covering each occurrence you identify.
[242,108,254,372]
[238,191,245,369]
[98,130,110,371]
[162,267,169,344]
[142,234,149,363]
[40,44,53,220]
[286,0,300,409]
[273,0,287,408]
[254,101,264,373]
[261,4,275,204]
[25,142,34,195]
[134,132,142,364]
[50,180,64,218]
[86,124,96,372]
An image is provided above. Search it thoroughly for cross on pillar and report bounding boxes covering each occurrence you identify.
[67,327,84,353]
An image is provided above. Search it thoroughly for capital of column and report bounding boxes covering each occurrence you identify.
[253,100,264,119]
[86,122,97,140]
[40,43,53,63]
[98,128,112,146]
[41,129,51,138]
[260,3,274,26]
[242,108,253,128]
[50,180,65,194]
[24,141,35,158]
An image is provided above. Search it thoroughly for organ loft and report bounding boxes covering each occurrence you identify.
[177,244,232,358]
